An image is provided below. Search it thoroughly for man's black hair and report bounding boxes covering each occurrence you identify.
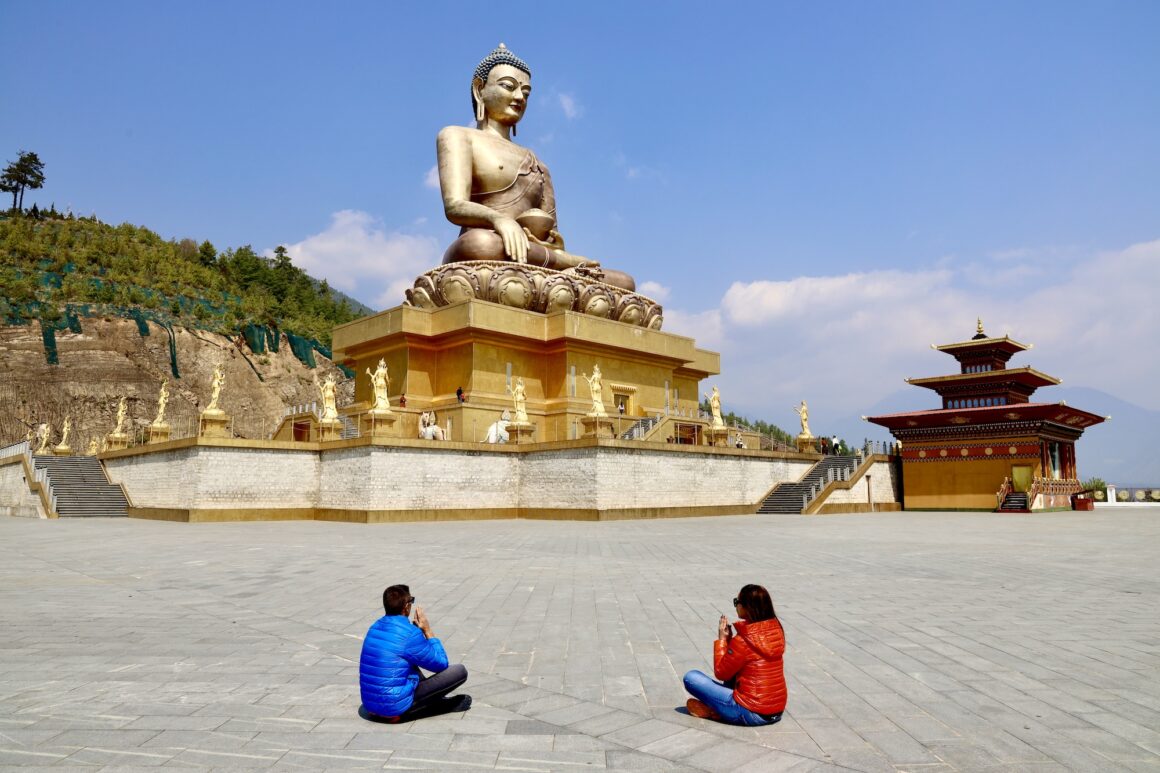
[383,584,412,616]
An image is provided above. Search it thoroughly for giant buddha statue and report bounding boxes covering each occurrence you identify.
[406,45,660,328]
[436,44,635,292]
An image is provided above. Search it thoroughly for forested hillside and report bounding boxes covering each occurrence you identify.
[0,210,363,347]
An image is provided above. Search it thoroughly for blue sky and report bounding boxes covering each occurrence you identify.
[3,1,1158,449]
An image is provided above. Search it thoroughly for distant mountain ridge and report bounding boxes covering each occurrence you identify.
[832,386,1158,487]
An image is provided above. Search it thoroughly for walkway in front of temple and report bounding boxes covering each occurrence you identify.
[1,509,1157,772]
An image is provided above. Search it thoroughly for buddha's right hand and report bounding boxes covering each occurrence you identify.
[493,216,528,263]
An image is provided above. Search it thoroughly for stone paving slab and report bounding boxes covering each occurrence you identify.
[1,509,1159,771]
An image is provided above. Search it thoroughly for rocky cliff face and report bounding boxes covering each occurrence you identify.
[0,318,352,451]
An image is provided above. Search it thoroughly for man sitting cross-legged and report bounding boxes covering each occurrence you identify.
[358,584,470,722]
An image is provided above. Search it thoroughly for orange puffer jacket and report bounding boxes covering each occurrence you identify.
[713,618,787,715]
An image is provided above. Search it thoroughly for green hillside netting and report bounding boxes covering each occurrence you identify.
[242,323,267,354]
[129,308,150,336]
[40,322,58,365]
[3,267,339,377]
[285,332,317,368]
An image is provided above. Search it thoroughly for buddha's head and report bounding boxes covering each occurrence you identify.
[472,44,532,131]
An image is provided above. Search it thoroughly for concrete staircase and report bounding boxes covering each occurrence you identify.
[339,415,360,440]
[996,492,1031,513]
[758,455,860,514]
[31,456,129,517]
[620,415,661,440]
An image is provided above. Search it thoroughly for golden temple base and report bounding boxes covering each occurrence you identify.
[330,300,720,444]
[148,424,171,444]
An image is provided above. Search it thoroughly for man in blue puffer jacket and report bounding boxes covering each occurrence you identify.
[359,584,470,721]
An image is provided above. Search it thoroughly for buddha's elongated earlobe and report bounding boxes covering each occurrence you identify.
[472,78,485,124]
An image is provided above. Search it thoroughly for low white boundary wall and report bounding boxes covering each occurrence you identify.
[102,437,818,521]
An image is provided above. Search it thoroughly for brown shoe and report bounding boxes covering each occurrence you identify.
[686,698,720,720]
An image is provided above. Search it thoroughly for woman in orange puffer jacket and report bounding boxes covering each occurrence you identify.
[683,583,786,725]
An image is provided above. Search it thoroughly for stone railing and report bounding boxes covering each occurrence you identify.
[859,439,901,457]
[1,441,57,516]
[0,439,31,461]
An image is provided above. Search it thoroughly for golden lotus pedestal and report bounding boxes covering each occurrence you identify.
[105,433,130,451]
[319,419,343,442]
[505,422,535,445]
[705,427,730,448]
[796,434,816,453]
[200,411,230,439]
[148,423,171,444]
[361,411,397,438]
[580,415,615,440]
[51,444,72,457]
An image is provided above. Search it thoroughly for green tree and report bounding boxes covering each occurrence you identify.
[1,151,46,210]
[198,240,217,267]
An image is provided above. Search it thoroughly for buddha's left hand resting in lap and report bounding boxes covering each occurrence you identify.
[436,44,636,292]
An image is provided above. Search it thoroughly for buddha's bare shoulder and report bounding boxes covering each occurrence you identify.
[438,125,474,141]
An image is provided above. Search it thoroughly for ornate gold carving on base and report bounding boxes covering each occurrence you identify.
[505,421,535,445]
[580,415,615,440]
[795,434,816,453]
[148,424,172,444]
[405,262,663,329]
[51,443,72,456]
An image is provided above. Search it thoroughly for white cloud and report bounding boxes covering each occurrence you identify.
[721,269,954,327]
[663,308,725,350]
[275,210,441,310]
[424,165,440,190]
[659,238,1160,434]
[558,93,582,120]
[638,280,670,302]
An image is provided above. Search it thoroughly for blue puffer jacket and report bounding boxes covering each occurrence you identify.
[359,615,449,717]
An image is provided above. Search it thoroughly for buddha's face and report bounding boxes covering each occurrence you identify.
[476,64,531,126]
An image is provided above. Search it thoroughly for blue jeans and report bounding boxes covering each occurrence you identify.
[683,670,781,726]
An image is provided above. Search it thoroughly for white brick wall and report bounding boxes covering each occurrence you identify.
[106,445,318,509]
[824,460,900,505]
[0,460,48,518]
[319,446,519,510]
[106,443,820,515]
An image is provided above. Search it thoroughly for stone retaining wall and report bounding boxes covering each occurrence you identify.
[0,457,49,518]
[104,441,319,512]
[822,458,900,508]
[101,437,817,522]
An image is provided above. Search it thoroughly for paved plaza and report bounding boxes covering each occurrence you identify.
[1,509,1158,772]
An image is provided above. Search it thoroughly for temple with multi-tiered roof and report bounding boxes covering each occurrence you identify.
[866,320,1105,511]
